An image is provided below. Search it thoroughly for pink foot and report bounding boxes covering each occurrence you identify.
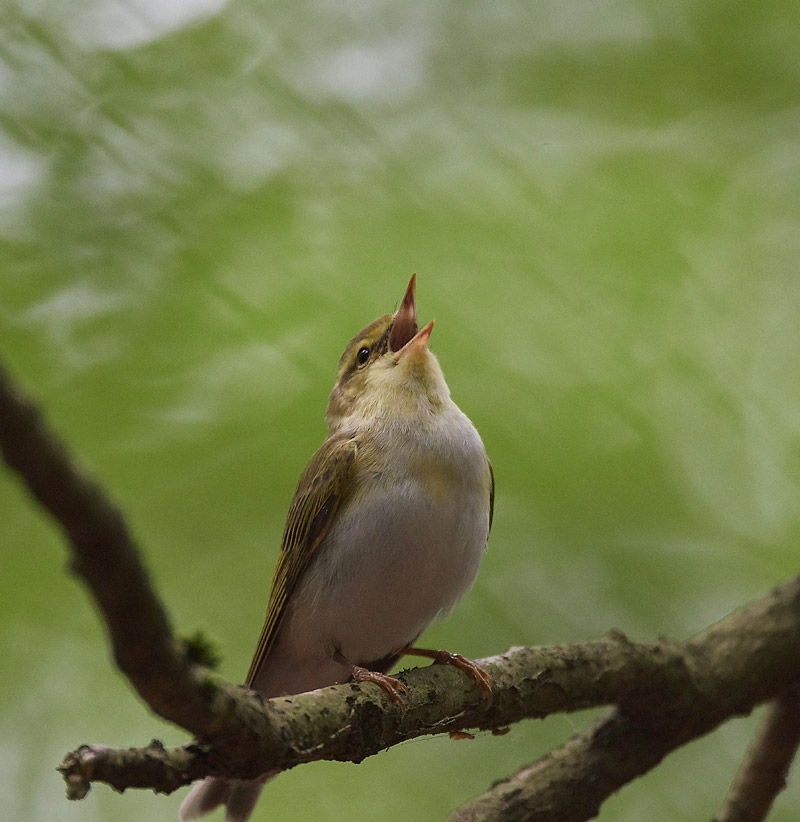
[401,646,493,705]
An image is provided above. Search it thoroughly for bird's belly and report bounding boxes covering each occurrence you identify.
[279,479,488,675]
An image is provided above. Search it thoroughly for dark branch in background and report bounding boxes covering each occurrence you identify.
[0,364,281,772]
[0,366,195,721]
[2,360,800,821]
[714,685,800,822]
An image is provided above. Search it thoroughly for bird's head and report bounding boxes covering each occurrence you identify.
[326,275,450,433]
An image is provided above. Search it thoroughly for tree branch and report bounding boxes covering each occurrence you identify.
[49,637,692,796]
[3,360,800,821]
[714,685,800,822]
[0,364,278,761]
[447,584,800,822]
[57,577,800,804]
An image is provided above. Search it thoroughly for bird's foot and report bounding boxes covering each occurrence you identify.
[401,646,493,705]
[351,666,409,710]
[336,651,409,712]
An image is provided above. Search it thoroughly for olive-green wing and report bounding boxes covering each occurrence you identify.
[245,435,357,686]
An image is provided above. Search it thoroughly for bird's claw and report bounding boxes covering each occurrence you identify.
[402,646,493,705]
[351,665,409,713]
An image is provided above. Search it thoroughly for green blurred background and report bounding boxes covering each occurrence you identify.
[2,1,799,820]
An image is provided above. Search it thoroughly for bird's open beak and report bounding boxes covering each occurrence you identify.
[399,319,435,356]
[388,274,419,352]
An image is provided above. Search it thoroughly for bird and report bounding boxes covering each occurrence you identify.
[179,275,494,822]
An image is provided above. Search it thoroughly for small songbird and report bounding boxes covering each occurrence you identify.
[180,276,494,822]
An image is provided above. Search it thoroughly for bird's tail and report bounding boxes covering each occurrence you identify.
[179,776,271,822]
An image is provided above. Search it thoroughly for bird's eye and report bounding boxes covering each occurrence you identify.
[356,347,370,367]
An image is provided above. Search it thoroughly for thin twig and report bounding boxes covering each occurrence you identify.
[714,685,800,822]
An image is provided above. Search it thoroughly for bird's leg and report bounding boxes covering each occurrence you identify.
[335,651,409,712]
[400,646,493,705]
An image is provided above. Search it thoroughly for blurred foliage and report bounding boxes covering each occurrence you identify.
[1,1,799,820]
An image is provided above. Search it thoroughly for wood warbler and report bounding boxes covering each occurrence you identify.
[180,275,493,822]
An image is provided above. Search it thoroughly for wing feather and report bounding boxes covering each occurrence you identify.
[245,436,357,686]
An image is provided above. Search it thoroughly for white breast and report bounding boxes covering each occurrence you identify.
[256,406,490,697]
